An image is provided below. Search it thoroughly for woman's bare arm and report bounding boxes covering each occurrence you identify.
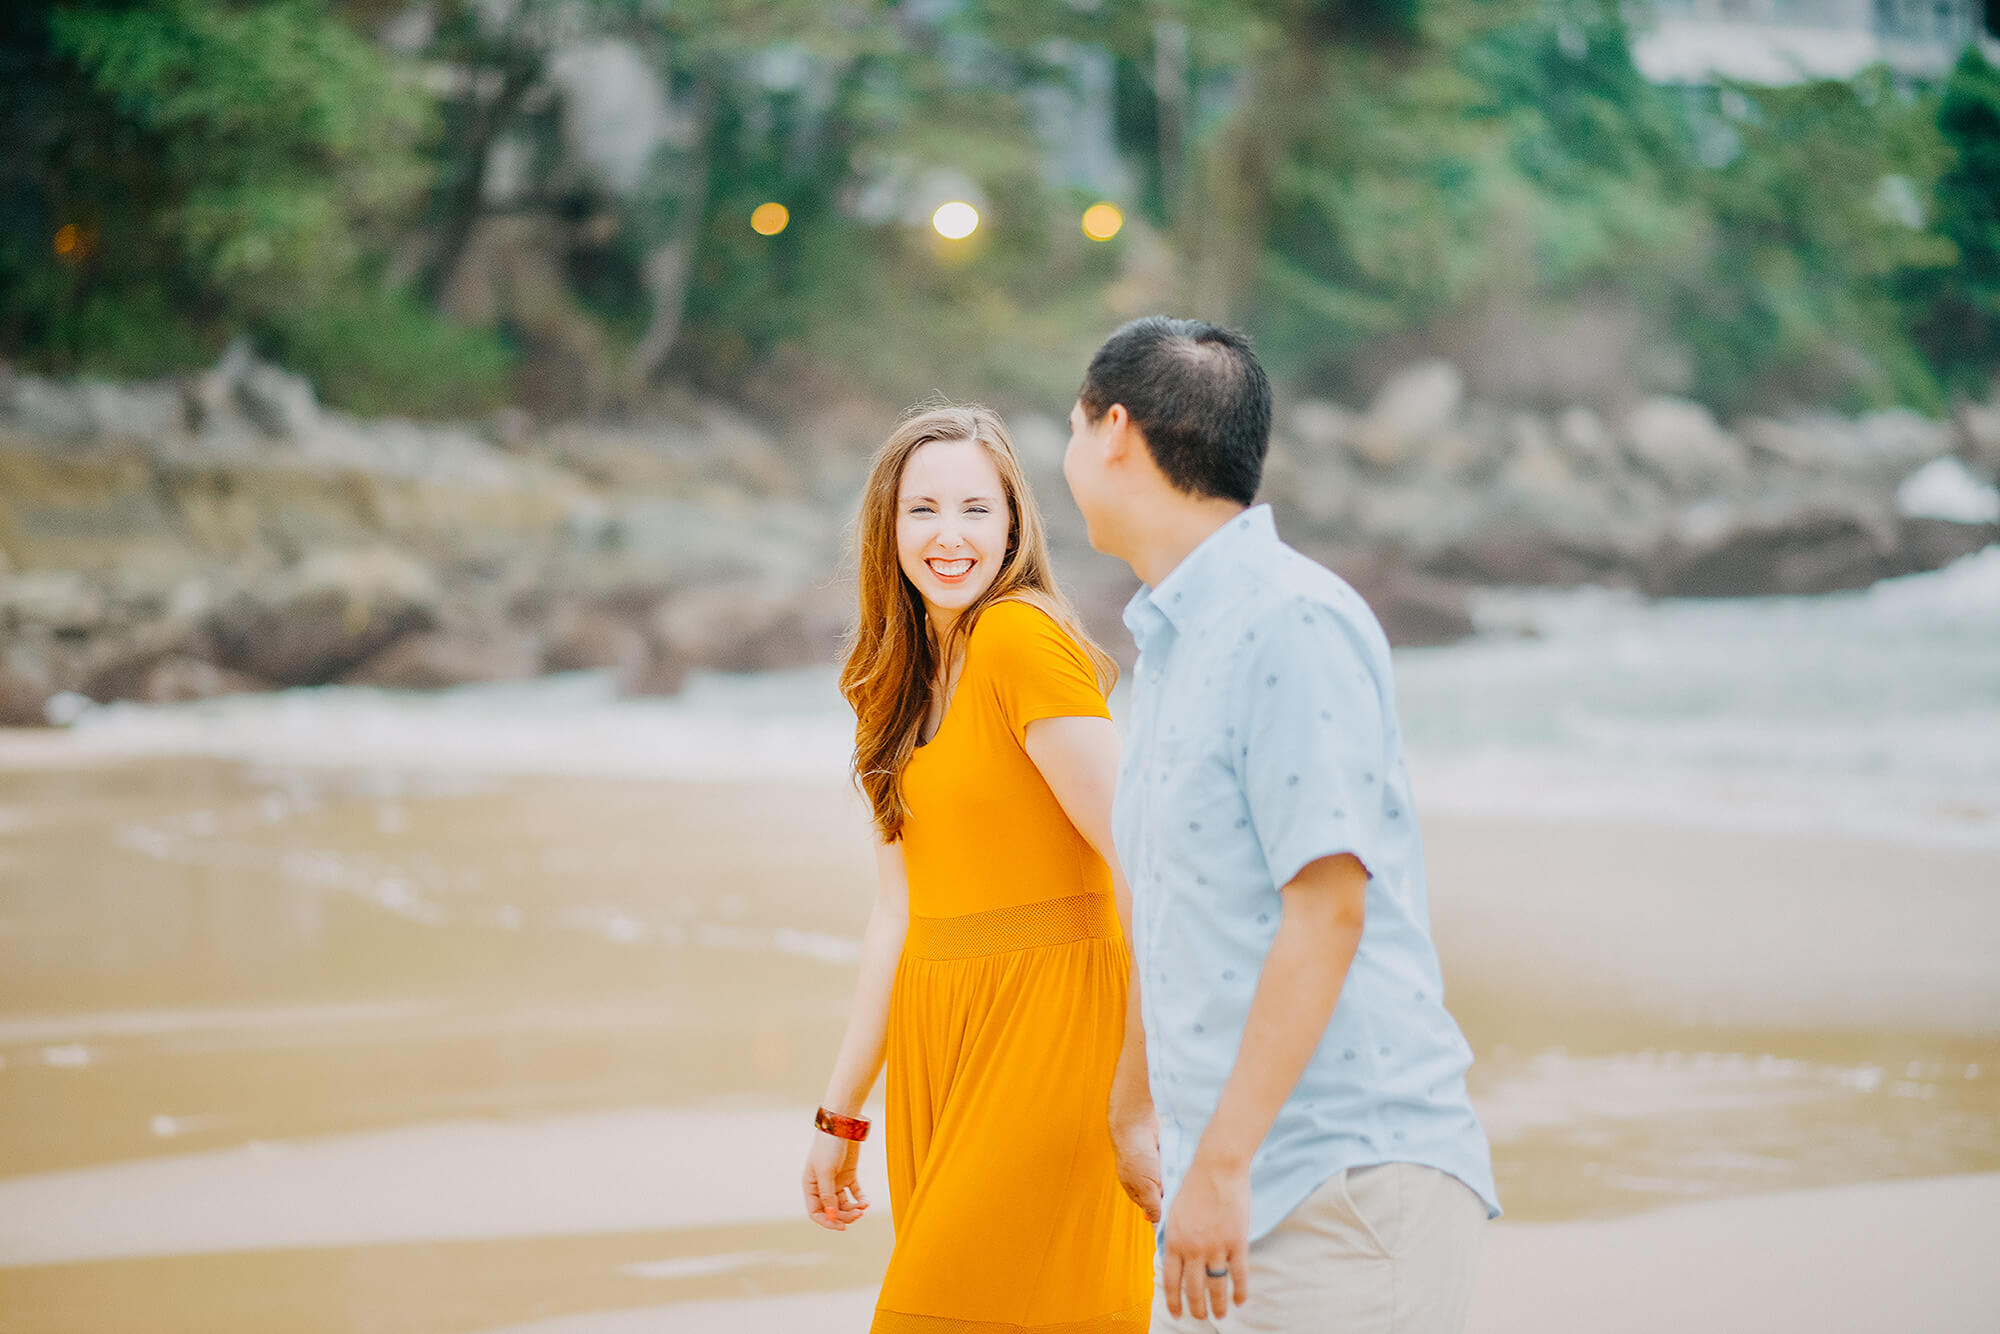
[1024,714,1162,1222]
[803,838,910,1229]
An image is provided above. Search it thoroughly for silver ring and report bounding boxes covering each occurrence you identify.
[1204,1265,1230,1279]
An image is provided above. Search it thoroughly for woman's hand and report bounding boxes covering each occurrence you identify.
[1110,1109,1163,1224]
[802,1129,870,1230]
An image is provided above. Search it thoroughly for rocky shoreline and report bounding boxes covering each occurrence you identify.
[3,350,1997,726]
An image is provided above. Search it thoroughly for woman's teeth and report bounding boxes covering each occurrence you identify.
[928,558,974,577]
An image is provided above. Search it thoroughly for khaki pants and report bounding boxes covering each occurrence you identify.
[1151,1163,1486,1334]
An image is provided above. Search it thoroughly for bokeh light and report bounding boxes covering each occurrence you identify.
[931,201,979,240]
[53,223,80,258]
[750,202,789,236]
[1081,202,1123,241]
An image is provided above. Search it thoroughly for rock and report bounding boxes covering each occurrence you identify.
[543,607,651,681]
[6,376,93,439]
[87,380,186,442]
[206,548,441,686]
[1554,406,1619,472]
[696,405,802,497]
[1856,409,1952,478]
[652,578,843,673]
[487,406,535,450]
[1738,415,1860,471]
[1351,361,1464,471]
[120,655,269,704]
[237,359,319,438]
[1322,553,1476,647]
[1428,449,1660,587]
[0,663,54,727]
[1266,440,1361,535]
[625,642,693,696]
[1897,517,2000,573]
[1288,400,1357,458]
[1651,504,1902,597]
[1007,411,1068,474]
[1951,400,2000,476]
[342,627,542,690]
[1621,397,1748,495]
[2,570,109,635]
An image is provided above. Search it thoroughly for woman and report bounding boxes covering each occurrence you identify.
[802,404,1156,1332]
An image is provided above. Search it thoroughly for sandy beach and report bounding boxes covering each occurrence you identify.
[1,744,1995,1332]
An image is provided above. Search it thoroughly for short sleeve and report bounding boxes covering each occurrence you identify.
[1238,598,1390,891]
[972,601,1112,745]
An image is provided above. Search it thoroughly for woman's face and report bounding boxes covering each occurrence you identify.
[895,437,1012,629]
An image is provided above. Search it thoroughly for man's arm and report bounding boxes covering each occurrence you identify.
[1158,851,1368,1321]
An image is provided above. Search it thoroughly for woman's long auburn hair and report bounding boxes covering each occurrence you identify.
[840,403,1118,841]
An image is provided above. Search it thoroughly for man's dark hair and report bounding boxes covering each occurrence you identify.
[1079,316,1272,505]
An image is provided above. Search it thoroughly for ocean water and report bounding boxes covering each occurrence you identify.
[57,546,2000,850]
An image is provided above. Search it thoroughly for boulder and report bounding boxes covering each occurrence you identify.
[1953,399,2000,476]
[1351,360,1464,471]
[1621,397,1749,496]
[2,570,108,635]
[1897,516,2000,573]
[1554,406,1620,472]
[1856,409,1953,479]
[651,577,845,673]
[1288,399,1358,458]
[1426,443,1660,587]
[342,627,542,690]
[237,359,320,438]
[1007,411,1069,475]
[5,376,94,440]
[1316,551,1476,647]
[1651,503,1903,597]
[0,662,53,727]
[543,606,651,681]
[206,548,441,686]
[116,654,268,704]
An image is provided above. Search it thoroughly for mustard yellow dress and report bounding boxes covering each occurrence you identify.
[873,599,1154,1333]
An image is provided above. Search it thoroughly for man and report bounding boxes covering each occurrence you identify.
[1064,316,1498,1332]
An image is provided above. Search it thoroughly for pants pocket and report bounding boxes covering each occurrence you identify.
[1330,1164,1399,1259]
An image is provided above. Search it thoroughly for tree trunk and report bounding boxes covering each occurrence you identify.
[419,51,541,308]
[624,73,716,393]
[1184,22,1323,325]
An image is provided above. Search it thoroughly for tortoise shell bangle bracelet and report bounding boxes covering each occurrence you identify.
[815,1107,871,1141]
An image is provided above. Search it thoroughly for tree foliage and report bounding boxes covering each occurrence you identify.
[2,0,1995,418]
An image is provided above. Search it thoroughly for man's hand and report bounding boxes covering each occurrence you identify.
[1160,1151,1250,1321]
[1110,1109,1163,1224]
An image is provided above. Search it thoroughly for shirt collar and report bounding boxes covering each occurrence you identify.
[1122,504,1275,649]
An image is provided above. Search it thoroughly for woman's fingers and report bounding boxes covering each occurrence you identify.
[814,1164,845,1229]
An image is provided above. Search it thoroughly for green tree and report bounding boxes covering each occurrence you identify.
[1682,69,1954,412]
[1909,46,2000,395]
[0,0,511,413]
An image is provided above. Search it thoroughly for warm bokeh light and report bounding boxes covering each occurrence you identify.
[931,201,979,240]
[53,223,80,257]
[750,202,789,236]
[1081,202,1123,241]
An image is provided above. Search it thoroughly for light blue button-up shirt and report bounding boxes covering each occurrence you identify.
[1115,505,1499,1241]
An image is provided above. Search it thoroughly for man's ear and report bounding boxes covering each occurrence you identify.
[1100,403,1134,464]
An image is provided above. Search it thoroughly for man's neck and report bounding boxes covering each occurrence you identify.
[1126,498,1250,590]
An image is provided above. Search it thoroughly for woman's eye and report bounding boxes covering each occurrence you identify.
[908,506,933,515]
[966,507,989,516]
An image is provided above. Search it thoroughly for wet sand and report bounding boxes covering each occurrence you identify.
[1,745,1995,1331]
